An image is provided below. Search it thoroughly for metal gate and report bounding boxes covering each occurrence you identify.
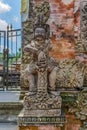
[0,25,21,91]
[0,31,6,90]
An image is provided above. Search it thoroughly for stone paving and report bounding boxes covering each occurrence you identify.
[0,123,18,130]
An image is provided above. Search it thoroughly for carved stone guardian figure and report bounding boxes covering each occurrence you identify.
[24,37,58,94]
[18,2,65,126]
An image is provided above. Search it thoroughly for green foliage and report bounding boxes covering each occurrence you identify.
[8,48,21,65]
[0,53,3,62]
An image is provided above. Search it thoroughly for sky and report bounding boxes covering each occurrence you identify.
[0,0,21,30]
[0,0,21,54]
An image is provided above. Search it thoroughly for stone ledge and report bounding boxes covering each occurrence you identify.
[0,102,23,109]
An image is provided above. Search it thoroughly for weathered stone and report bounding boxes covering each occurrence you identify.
[70,88,87,121]
[18,3,65,125]
[56,59,85,88]
[19,35,63,125]
[80,122,87,130]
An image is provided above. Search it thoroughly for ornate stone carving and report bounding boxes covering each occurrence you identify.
[68,88,87,123]
[23,35,61,112]
[23,37,58,93]
[18,2,64,125]
[75,88,87,121]
[21,57,86,91]
[56,59,85,89]
[19,41,63,125]
[21,1,50,90]
[32,1,50,25]
[81,1,87,51]
[80,122,87,130]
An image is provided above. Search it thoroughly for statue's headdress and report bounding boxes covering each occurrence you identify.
[33,14,50,39]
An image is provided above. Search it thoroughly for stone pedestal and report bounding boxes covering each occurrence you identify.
[18,91,66,126]
[18,110,65,126]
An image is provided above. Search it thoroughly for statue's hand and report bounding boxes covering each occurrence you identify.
[23,40,38,54]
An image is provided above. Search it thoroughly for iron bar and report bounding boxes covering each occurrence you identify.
[0,26,21,91]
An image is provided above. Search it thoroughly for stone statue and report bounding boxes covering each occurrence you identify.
[22,4,58,94]
[18,2,64,126]
[19,42,63,124]
[23,36,62,115]
[22,24,62,115]
[24,35,58,94]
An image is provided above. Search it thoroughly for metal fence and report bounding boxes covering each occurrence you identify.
[0,25,21,91]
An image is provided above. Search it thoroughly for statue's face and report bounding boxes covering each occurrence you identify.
[35,36,44,42]
[34,36,45,50]
[34,28,46,38]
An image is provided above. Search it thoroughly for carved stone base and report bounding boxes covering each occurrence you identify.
[18,109,66,126]
[24,92,62,110]
[18,92,65,126]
